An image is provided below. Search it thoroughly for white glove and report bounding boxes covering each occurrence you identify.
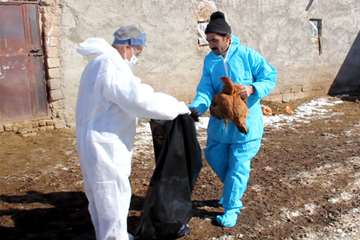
[178,101,191,115]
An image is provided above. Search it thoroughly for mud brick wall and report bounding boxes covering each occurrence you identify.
[40,0,65,122]
[60,0,360,124]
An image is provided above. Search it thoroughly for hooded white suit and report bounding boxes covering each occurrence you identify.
[75,38,190,240]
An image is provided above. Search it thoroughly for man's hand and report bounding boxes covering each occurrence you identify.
[245,85,254,96]
[238,85,254,100]
[189,108,200,122]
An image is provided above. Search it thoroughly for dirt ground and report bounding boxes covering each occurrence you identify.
[0,96,359,240]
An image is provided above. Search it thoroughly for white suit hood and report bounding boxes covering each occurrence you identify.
[77,37,114,56]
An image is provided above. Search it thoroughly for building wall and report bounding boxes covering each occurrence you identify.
[60,0,360,125]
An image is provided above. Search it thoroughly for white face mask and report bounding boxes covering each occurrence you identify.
[129,54,138,65]
[125,47,138,66]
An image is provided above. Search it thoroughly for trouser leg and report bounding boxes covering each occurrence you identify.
[82,167,132,240]
[205,140,230,183]
[84,182,100,240]
[223,140,261,210]
[217,140,261,227]
[92,176,131,240]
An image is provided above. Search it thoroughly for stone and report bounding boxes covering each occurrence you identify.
[22,132,38,137]
[12,124,20,133]
[50,100,65,109]
[47,78,61,89]
[47,58,60,68]
[48,68,61,79]
[45,125,55,130]
[39,127,47,132]
[46,36,59,47]
[45,120,55,126]
[45,26,61,37]
[0,125,4,133]
[3,123,13,131]
[39,126,54,131]
[18,128,32,135]
[40,0,52,6]
[49,89,64,101]
[38,120,47,126]
[54,120,66,129]
[20,121,33,129]
[46,47,59,58]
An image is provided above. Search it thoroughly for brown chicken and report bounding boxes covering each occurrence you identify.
[210,77,248,134]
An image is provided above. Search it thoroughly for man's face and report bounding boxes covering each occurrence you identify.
[206,33,231,56]
[113,45,143,61]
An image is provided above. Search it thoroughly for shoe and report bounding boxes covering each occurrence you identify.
[176,224,190,238]
[216,209,240,228]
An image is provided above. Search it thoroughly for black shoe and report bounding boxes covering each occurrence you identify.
[175,224,190,238]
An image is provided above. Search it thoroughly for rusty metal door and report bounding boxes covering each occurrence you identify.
[0,2,48,123]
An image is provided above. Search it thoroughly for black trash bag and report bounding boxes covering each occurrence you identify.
[135,114,202,240]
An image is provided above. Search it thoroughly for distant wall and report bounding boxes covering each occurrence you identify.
[60,0,360,124]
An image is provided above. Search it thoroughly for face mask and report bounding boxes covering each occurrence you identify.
[129,54,138,65]
[125,48,138,66]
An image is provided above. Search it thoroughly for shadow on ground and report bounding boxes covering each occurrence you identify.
[0,191,94,240]
[0,191,221,239]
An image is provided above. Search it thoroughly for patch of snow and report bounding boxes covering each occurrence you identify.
[269,203,321,229]
[133,122,154,160]
[210,234,243,240]
[250,184,263,193]
[280,207,303,221]
[134,122,152,147]
[264,166,274,172]
[286,162,346,187]
[289,208,360,240]
[286,157,360,240]
[264,97,343,129]
[188,98,344,132]
[328,192,353,204]
[304,203,319,215]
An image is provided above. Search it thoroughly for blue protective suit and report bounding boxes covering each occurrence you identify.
[190,35,277,227]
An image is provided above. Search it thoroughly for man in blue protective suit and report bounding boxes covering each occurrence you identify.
[189,11,277,228]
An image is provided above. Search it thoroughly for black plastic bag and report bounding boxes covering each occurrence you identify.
[135,114,202,240]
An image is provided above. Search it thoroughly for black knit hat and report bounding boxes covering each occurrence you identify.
[205,11,231,35]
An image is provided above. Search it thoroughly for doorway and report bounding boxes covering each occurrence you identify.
[0,2,48,123]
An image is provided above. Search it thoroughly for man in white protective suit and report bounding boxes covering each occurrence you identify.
[75,25,190,240]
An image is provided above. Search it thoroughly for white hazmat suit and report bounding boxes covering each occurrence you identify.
[75,38,190,240]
